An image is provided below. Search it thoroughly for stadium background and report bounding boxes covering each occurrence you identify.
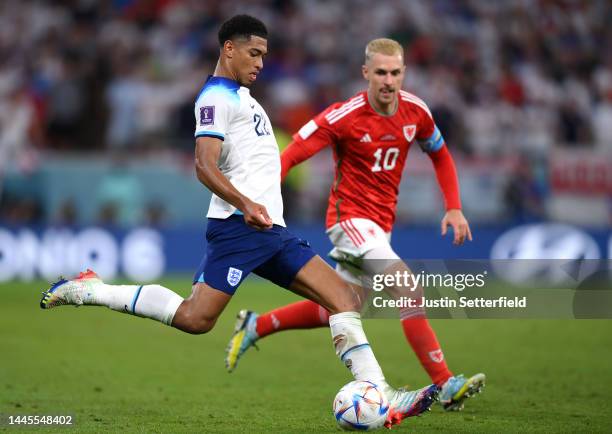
[0,0,610,282]
[1,1,611,432]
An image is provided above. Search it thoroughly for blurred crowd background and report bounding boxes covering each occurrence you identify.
[1,0,611,228]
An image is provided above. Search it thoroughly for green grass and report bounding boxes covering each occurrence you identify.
[1,277,611,433]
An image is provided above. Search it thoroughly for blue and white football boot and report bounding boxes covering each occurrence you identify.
[438,373,486,411]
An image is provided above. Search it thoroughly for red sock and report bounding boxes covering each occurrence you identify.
[400,316,453,386]
[256,300,330,338]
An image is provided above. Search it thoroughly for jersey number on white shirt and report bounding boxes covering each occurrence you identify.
[253,113,271,136]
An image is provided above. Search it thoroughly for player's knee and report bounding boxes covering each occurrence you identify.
[177,310,218,334]
[184,316,216,334]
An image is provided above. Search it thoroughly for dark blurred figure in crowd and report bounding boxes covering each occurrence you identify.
[55,199,79,226]
[503,158,545,223]
[0,194,43,225]
[143,201,167,227]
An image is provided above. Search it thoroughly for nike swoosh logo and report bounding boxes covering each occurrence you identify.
[250,104,255,109]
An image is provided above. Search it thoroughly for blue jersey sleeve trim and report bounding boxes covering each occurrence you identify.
[195,132,225,140]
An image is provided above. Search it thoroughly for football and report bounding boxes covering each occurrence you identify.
[333,380,389,431]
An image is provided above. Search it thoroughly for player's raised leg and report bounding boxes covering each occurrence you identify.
[287,256,438,427]
[40,269,233,335]
[40,269,185,325]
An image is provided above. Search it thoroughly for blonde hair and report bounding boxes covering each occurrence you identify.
[365,38,404,63]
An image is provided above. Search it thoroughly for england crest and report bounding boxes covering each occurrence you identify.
[227,267,243,287]
[403,124,416,142]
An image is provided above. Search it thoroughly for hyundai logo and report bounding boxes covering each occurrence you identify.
[491,223,600,285]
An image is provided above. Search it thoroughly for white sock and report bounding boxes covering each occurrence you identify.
[329,311,386,384]
[86,283,183,325]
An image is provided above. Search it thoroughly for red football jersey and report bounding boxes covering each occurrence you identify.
[283,90,445,232]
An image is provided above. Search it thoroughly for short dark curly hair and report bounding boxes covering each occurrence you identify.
[218,15,268,47]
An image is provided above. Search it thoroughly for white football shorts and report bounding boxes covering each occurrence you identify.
[326,218,400,286]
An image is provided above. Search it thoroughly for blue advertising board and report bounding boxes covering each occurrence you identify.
[0,223,609,282]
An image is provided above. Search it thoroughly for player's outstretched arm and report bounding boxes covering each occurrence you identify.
[281,137,327,180]
[281,110,339,180]
[427,145,461,209]
[425,145,471,244]
[441,209,472,245]
[195,136,272,229]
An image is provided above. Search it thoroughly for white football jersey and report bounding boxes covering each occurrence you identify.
[194,76,285,226]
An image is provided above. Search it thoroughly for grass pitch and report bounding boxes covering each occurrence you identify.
[1,277,611,433]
